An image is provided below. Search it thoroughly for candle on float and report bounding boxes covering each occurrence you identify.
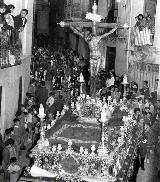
[80,73,84,82]
[86,95,90,100]
[56,111,60,117]
[113,99,117,104]
[123,74,128,84]
[101,107,106,122]
[68,140,72,146]
[51,60,53,66]
[80,146,84,154]
[84,148,88,155]
[108,96,112,101]
[57,144,62,151]
[68,75,71,82]
[52,76,55,84]
[71,102,74,109]
[39,104,44,116]
[76,102,81,111]
[35,71,38,79]
[71,90,73,96]
[43,70,47,81]
[91,144,96,153]
[82,94,86,99]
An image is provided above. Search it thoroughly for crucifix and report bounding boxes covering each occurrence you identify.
[58,1,124,98]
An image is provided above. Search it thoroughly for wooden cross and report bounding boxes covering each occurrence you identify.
[58,0,128,98]
[58,0,122,35]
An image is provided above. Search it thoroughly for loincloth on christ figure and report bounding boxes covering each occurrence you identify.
[90,55,105,76]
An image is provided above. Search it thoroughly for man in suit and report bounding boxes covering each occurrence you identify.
[35,81,48,107]
[14,9,28,45]
[139,136,148,170]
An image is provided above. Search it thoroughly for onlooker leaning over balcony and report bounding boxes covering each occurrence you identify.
[14,9,28,45]
[3,10,14,32]
[134,14,152,46]
[5,4,15,45]
[0,4,6,31]
[7,4,15,16]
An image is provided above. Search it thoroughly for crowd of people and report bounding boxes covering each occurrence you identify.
[0,43,160,181]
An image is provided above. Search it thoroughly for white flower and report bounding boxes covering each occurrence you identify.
[86,12,102,22]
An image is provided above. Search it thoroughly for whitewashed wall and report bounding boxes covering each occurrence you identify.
[0,56,31,135]
[0,0,34,136]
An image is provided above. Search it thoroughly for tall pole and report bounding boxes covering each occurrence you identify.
[92,0,97,36]
[126,0,134,74]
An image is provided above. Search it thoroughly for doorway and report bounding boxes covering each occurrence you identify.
[105,47,116,74]
[18,77,23,109]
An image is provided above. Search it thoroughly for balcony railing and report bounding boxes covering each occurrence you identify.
[0,31,22,69]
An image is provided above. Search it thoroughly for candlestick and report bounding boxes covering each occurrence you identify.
[122,74,128,100]
[101,107,106,123]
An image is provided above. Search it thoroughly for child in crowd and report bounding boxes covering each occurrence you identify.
[12,118,21,157]
[7,157,21,182]
[2,138,17,181]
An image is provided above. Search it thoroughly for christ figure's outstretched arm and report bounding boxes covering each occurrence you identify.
[96,27,118,42]
[69,26,84,39]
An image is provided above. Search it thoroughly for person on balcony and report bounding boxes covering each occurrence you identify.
[0,4,6,31]
[6,4,15,45]
[14,9,28,45]
[134,13,152,46]
[3,10,14,32]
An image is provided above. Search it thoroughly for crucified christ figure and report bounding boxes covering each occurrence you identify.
[69,26,117,98]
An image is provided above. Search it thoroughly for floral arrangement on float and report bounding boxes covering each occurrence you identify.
[74,94,116,125]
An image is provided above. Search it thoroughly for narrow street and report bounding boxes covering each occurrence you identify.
[137,151,160,182]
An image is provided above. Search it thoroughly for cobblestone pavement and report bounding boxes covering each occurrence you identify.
[136,151,160,182]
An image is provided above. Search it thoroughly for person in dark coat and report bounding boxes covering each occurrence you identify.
[142,81,150,99]
[35,81,48,107]
[2,138,16,181]
[0,128,4,165]
[14,9,28,44]
[139,136,148,170]
[0,3,6,26]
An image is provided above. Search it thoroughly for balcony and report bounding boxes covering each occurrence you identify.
[0,31,22,69]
